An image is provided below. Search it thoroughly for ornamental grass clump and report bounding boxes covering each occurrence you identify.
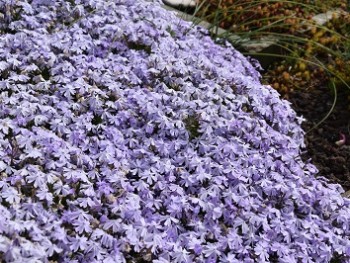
[193,0,350,100]
[1,0,350,262]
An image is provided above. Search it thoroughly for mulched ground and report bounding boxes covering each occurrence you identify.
[287,86,350,191]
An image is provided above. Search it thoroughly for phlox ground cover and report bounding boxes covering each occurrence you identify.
[0,0,349,262]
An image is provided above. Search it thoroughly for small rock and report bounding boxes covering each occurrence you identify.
[162,0,197,8]
[342,189,350,198]
[312,9,343,25]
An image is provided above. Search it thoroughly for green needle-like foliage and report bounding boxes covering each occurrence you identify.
[189,0,350,128]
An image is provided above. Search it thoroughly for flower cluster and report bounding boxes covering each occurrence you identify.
[0,0,350,262]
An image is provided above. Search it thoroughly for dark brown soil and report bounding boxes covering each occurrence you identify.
[287,86,350,191]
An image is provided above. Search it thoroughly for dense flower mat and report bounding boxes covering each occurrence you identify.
[0,0,350,262]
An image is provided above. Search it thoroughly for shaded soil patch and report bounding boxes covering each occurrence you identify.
[287,86,350,191]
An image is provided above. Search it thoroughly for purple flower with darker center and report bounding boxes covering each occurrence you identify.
[0,0,350,262]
